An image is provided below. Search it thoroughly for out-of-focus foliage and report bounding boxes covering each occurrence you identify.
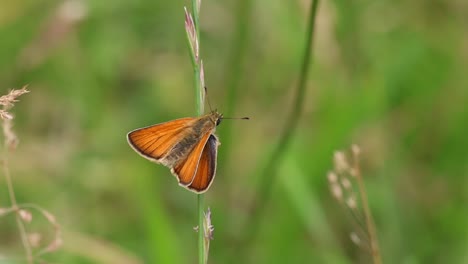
[0,0,466,263]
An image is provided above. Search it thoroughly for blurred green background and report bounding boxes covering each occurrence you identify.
[0,0,467,263]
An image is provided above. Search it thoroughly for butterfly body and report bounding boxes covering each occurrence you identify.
[127,111,222,193]
[163,114,218,166]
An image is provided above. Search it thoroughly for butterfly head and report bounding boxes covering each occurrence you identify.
[209,110,223,126]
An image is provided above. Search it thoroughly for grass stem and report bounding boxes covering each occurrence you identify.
[3,146,33,263]
[239,0,320,253]
[353,153,382,264]
[186,0,207,263]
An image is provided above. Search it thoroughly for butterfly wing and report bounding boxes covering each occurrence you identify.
[171,131,212,186]
[188,135,219,193]
[127,117,194,164]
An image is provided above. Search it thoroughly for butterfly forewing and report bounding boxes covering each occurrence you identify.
[188,134,218,192]
[127,117,194,163]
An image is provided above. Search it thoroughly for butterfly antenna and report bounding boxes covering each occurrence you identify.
[204,86,214,112]
[222,117,250,120]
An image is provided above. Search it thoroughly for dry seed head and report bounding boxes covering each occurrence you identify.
[3,118,19,150]
[333,151,350,173]
[184,7,199,62]
[204,207,214,240]
[351,144,361,157]
[44,237,62,253]
[350,232,361,245]
[58,0,87,22]
[340,177,352,190]
[1,86,29,149]
[28,232,42,248]
[42,209,57,224]
[346,196,357,209]
[35,207,62,253]
[19,209,32,223]
[327,171,338,183]
[0,110,13,120]
[0,86,30,109]
[330,182,343,201]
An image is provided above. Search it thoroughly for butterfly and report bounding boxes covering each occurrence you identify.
[127,111,224,193]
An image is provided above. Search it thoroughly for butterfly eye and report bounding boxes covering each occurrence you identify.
[216,118,222,126]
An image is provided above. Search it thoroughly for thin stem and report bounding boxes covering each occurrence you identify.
[188,0,206,263]
[353,155,382,264]
[3,147,33,263]
[218,0,252,187]
[193,67,202,115]
[342,202,368,237]
[0,206,17,216]
[197,194,205,264]
[216,2,252,261]
[239,0,320,250]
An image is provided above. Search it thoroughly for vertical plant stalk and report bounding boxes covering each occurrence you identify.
[352,149,382,264]
[1,87,33,263]
[192,0,202,115]
[240,0,320,251]
[185,1,209,263]
[218,0,252,165]
[197,194,205,264]
[3,151,33,264]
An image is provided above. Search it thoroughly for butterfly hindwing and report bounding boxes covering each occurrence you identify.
[172,131,212,186]
[188,135,218,193]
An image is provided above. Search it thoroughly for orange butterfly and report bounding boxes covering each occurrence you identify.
[127,111,227,193]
